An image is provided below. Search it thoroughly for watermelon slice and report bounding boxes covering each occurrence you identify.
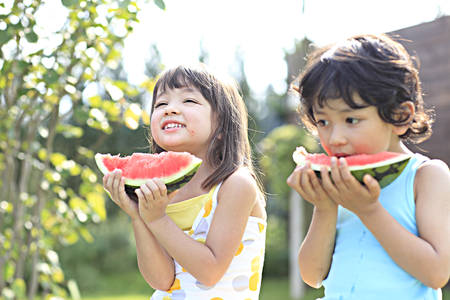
[292,147,411,188]
[95,151,202,202]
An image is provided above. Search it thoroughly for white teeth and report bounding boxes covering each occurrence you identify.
[164,123,185,129]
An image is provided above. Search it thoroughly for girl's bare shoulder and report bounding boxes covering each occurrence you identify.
[217,168,258,203]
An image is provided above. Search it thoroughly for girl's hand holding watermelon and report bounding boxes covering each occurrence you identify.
[135,178,178,224]
[103,169,140,220]
[97,64,267,298]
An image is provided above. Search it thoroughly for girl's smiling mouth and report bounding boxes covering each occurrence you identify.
[162,122,186,130]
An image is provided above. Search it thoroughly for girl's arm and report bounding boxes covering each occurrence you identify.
[103,170,175,290]
[287,163,338,288]
[325,158,450,289]
[137,168,260,287]
[132,218,175,291]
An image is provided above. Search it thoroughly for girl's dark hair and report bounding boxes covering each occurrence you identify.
[291,33,435,143]
[150,63,262,194]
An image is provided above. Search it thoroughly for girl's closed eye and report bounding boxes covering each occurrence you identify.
[154,101,167,109]
[184,98,198,104]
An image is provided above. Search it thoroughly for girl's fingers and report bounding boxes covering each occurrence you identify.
[135,188,144,202]
[151,178,167,197]
[139,182,154,203]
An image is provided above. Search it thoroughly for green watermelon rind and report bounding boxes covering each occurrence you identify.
[293,147,412,189]
[125,162,201,193]
[322,158,410,188]
[94,152,202,188]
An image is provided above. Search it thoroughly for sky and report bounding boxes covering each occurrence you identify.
[122,0,450,97]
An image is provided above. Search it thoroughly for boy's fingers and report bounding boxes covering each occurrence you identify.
[330,157,345,189]
[287,166,302,188]
[363,174,381,197]
[321,166,338,195]
[338,157,355,189]
[309,169,324,192]
[103,173,109,186]
[287,168,307,197]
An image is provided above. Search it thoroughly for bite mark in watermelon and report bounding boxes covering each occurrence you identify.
[95,151,202,202]
[292,147,411,188]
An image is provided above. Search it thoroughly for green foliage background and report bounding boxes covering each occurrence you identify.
[0,0,325,299]
[0,0,162,299]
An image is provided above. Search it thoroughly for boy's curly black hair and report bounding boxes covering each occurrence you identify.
[291,33,435,144]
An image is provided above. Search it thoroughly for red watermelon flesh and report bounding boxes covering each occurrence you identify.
[292,147,411,188]
[95,151,202,200]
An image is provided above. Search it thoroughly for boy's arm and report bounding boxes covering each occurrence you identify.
[287,163,338,287]
[298,206,337,288]
[326,158,450,289]
[359,160,450,289]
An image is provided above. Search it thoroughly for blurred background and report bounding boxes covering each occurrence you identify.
[1,0,450,299]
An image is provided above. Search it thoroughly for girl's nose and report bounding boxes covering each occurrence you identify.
[164,104,180,115]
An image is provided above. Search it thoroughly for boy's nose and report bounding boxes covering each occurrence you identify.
[329,126,347,147]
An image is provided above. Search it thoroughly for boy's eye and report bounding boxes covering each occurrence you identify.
[316,120,329,126]
[184,98,197,103]
[346,118,359,124]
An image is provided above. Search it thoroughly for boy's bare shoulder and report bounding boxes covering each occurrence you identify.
[415,159,450,194]
[417,159,450,175]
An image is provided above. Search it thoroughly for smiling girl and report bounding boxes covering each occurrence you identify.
[287,34,450,299]
[103,64,266,299]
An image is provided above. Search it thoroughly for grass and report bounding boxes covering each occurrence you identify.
[78,273,323,300]
[77,272,448,300]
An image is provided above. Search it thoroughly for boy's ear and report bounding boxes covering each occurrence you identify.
[392,101,415,136]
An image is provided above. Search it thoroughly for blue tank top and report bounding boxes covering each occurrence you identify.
[322,153,439,300]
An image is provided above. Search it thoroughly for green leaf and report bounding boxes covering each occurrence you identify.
[86,192,106,220]
[25,31,39,43]
[88,95,102,108]
[79,227,94,243]
[11,278,27,299]
[154,0,166,11]
[61,0,78,7]
[43,70,59,85]
[74,106,90,124]
[4,260,15,281]
[0,29,12,45]
[57,124,84,139]
[17,60,30,71]
[50,152,67,167]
